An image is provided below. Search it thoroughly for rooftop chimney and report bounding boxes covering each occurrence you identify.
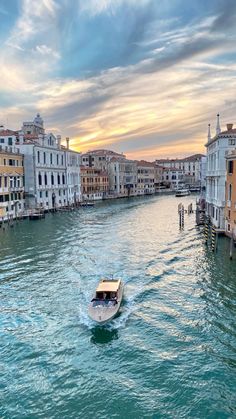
[66,137,70,149]
[18,130,24,145]
[227,123,233,131]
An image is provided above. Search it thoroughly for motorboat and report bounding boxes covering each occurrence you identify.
[80,201,95,207]
[175,189,190,197]
[88,278,123,324]
[189,187,200,193]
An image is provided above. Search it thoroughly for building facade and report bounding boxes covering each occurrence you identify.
[17,115,81,210]
[162,168,185,190]
[80,166,109,200]
[0,130,24,221]
[156,154,205,187]
[137,161,155,195]
[108,158,137,197]
[205,116,236,228]
[225,149,236,238]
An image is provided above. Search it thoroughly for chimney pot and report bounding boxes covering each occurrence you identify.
[66,137,70,149]
[227,123,233,131]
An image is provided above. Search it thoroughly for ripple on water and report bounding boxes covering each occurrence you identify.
[0,195,236,419]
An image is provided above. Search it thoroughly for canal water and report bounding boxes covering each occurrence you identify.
[0,195,235,418]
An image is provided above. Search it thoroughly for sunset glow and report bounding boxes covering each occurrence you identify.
[1,0,236,159]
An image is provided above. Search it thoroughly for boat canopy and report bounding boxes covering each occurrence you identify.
[96,279,120,293]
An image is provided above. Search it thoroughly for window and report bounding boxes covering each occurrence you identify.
[57,154,59,165]
[45,191,48,197]
[61,155,63,165]
[58,174,60,185]
[8,137,13,145]
[9,159,15,166]
[44,173,47,186]
[38,172,42,186]
[51,173,54,185]
[229,184,232,201]
[4,159,6,165]
[228,160,234,174]
[0,138,4,143]
[50,153,53,164]
[37,151,40,164]
[44,152,46,164]
[229,139,235,146]
[4,177,7,187]
[62,174,65,184]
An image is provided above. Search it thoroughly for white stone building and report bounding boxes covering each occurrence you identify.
[17,115,81,210]
[205,115,236,228]
[162,168,185,190]
[156,154,205,187]
[108,158,137,197]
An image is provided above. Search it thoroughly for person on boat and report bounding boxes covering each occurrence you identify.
[111,292,118,304]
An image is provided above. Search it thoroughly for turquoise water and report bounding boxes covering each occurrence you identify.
[0,195,236,418]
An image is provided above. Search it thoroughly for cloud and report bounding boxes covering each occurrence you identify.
[1,0,236,159]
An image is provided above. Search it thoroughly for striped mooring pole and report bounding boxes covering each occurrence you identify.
[211,225,216,251]
[204,219,209,245]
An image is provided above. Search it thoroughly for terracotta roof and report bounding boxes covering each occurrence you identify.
[220,129,236,135]
[0,129,17,136]
[83,149,124,157]
[136,160,155,167]
[156,153,205,163]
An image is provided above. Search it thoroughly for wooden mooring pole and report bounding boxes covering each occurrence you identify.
[230,232,234,260]
[178,203,184,229]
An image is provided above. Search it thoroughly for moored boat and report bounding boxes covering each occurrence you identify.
[88,278,123,324]
[175,189,190,197]
[80,201,95,207]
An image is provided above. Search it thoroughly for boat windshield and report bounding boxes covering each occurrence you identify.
[92,299,117,307]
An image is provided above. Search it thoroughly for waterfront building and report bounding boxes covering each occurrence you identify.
[80,166,109,200]
[154,164,164,191]
[17,114,81,210]
[81,149,125,172]
[162,167,185,190]
[225,149,236,237]
[156,154,205,187]
[65,138,81,205]
[0,129,24,220]
[108,158,137,197]
[136,161,155,195]
[205,116,236,228]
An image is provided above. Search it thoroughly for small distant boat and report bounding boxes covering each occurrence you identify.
[189,187,200,193]
[80,201,95,207]
[88,278,123,324]
[175,189,190,197]
[29,212,45,220]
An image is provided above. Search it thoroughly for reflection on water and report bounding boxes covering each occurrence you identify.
[90,326,119,345]
[0,194,235,419]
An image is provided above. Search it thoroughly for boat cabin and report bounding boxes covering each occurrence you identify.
[92,279,121,304]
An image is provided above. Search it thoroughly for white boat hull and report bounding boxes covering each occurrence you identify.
[88,282,123,324]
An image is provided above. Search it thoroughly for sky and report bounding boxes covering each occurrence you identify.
[0,0,236,160]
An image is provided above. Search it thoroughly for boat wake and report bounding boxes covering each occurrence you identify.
[78,287,138,331]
